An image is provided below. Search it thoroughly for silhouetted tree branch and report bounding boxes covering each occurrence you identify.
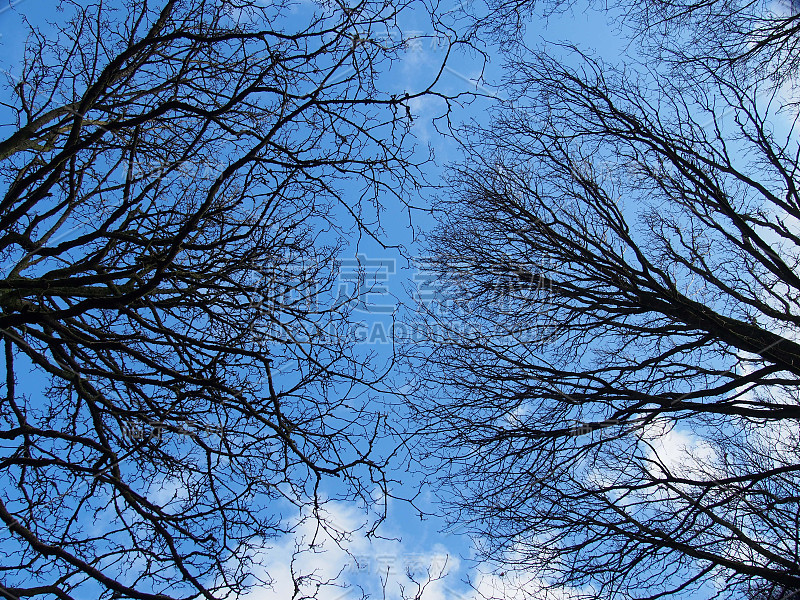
[410,46,800,599]
[0,1,457,598]
[461,0,800,85]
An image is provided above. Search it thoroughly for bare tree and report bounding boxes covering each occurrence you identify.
[460,0,800,87]
[0,1,456,598]
[408,46,800,599]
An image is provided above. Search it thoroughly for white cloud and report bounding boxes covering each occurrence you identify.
[457,563,590,600]
[227,502,458,600]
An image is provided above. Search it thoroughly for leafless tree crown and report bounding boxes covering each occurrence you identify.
[0,1,457,598]
[410,46,800,599]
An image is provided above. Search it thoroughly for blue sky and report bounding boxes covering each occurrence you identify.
[0,1,697,599]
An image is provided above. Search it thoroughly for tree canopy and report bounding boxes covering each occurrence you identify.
[410,36,800,600]
[0,1,455,598]
[3,0,800,599]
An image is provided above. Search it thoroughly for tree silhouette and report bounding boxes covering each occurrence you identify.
[0,1,455,598]
[410,47,800,599]
[466,0,800,84]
